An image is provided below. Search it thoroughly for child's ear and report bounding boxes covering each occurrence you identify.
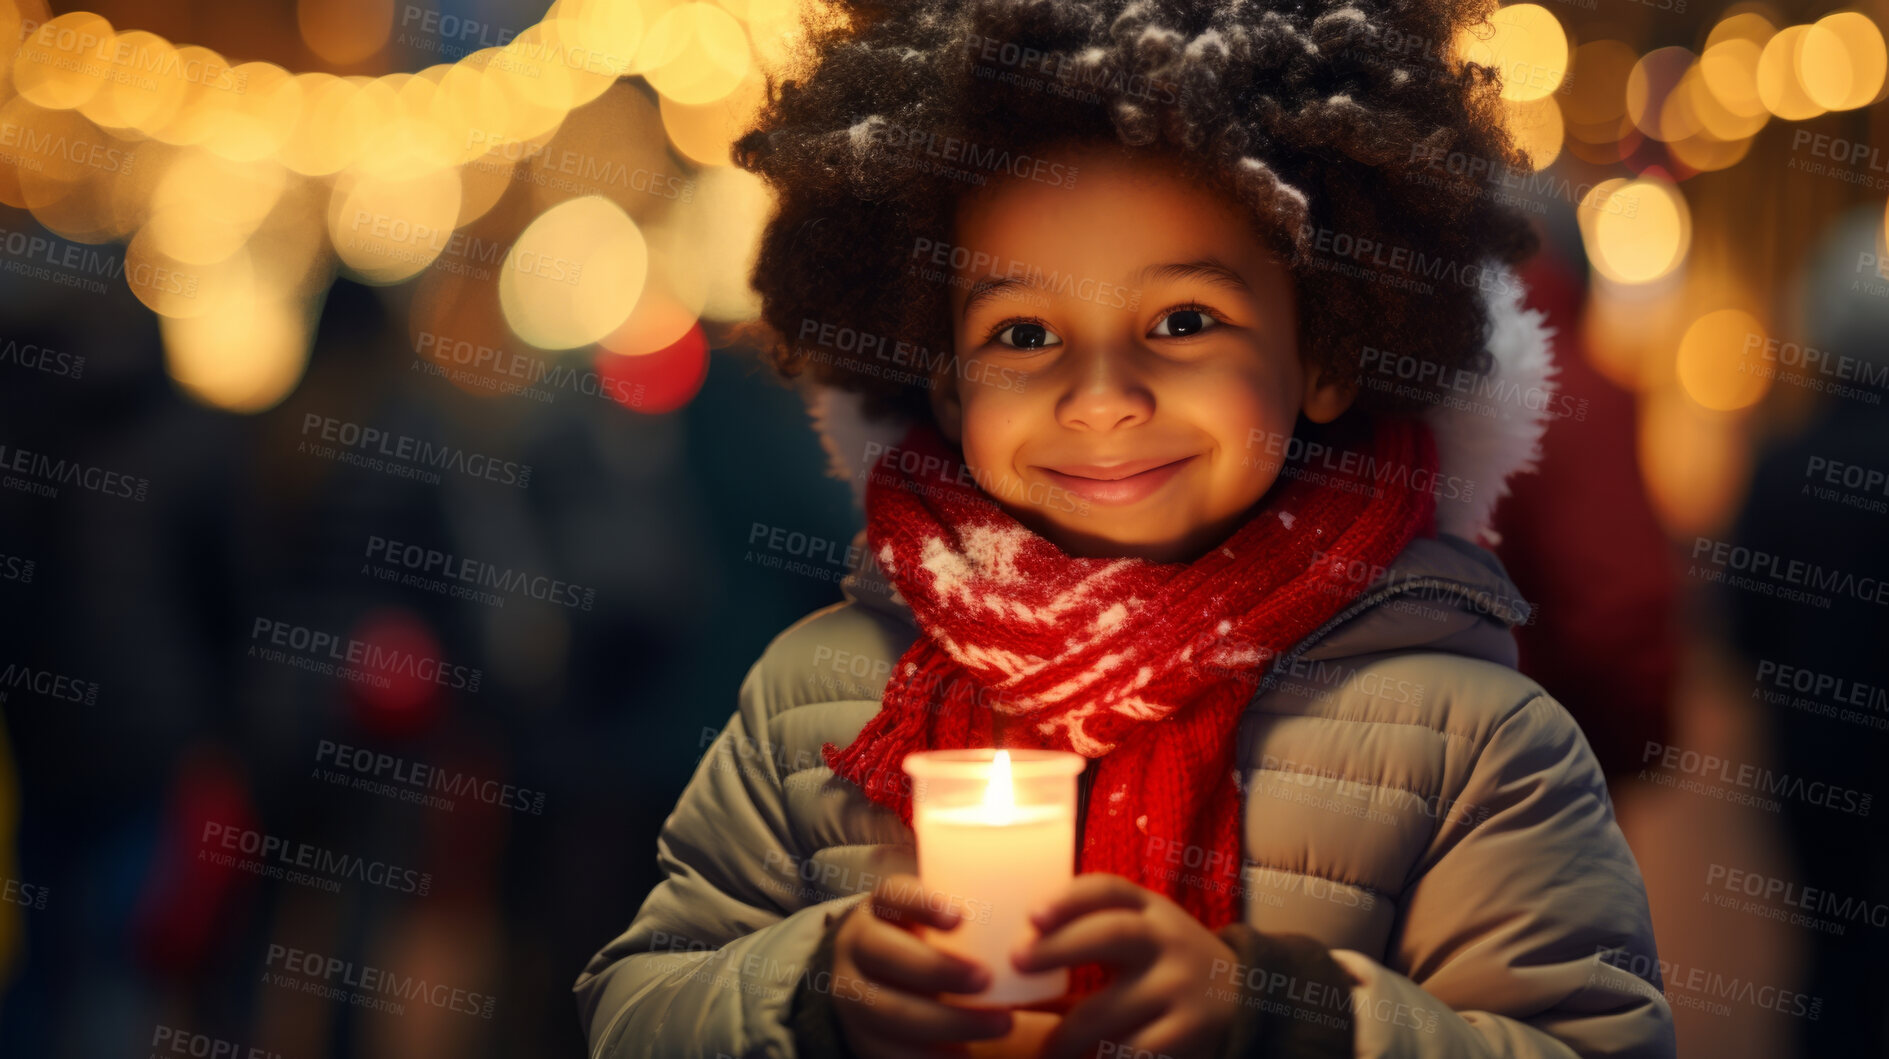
[928,361,964,444]
[1301,362,1358,424]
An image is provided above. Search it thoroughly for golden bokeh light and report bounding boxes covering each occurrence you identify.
[679,164,767,323]
[146,45,245,147]
[1582,177,1692,286]
[1691,48,1771,140]
[497,20,592,118]
[661,69,767,166]
[739,0,810,74]
[276,73,360,176]
[549,0,647,80]
[1675,309,1772,411]
[1627,47,1699,141]
[601,286,705,357]
[162,293,311,413]
[326,165,464,284]
[1581,277,1681,392]
[500,195,649,349]
[1706,11,1777,50]
[1699,37,1768,124]
[526,81,681,222]
[297,0,396,67]
[76,30,182,131]
[0,1,53,85]
[1501,95,1564,169]
[1757,25,1827,120]
[203,63,305,163]
[148,152,287,264]
[472,45,573,146]
[11,11,111,110]
[30,0,1880,443]
[1669,126,1754,172]
[602,217,709,354]
[0,0,787,423]
[1665,66,1761,171]
[349,73,461,177]
[1560,40,1638,140]
[1638,383,1751,537]
[1805,12,1887,111]
[322,74,405,173]
[535,13,636,108]
[124,233,259,319]
[1797,22,1857,115]
[640,3,752,105]
[0,97,109,209]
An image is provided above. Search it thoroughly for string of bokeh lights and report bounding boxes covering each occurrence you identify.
[0,0,1884,530]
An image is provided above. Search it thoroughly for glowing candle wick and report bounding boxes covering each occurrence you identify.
[983,749,1016,822]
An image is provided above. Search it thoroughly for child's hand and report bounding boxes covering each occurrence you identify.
[830,872,1015,1057]
[1012,873,1241,1059]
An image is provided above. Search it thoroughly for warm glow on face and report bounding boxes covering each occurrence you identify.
[944,142,1316,564]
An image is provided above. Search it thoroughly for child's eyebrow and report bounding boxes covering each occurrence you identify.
[959,257,1253,322]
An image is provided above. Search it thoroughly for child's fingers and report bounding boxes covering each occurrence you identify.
[868,873,964,931]
[1038,986,1168,1059]
[853,914,991,996]
[847,985,1013,1046]
[1026,871,1148,934]
[1012,908,1156,973]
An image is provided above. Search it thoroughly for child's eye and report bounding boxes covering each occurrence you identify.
[1150,304,1221,339]
[988,319,1063,350]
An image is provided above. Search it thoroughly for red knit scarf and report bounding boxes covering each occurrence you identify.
[824,415,1437,996]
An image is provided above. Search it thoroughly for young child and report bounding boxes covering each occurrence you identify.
[577,3,1675,1057]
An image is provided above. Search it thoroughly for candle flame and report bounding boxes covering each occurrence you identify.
[983,749,1016,821]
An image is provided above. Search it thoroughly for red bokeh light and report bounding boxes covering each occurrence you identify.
[596,323,709,414]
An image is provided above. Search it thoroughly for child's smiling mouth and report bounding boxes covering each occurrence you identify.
[1034,455,1199,506]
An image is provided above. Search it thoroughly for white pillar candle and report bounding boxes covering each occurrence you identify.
[902,748,1086,1006]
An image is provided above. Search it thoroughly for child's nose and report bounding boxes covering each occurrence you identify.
[1055,348,1154,432]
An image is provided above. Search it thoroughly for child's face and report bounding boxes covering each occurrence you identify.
[929,140,1355,563]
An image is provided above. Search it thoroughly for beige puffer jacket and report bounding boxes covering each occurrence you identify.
[575,524,1674,1058]
[575,278,1675,1058]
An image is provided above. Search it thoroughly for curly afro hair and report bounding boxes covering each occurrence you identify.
[731,0,1540,426]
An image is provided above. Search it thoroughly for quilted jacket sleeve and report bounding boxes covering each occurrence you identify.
[573,653,868,1059]
[1325,692,1677,1059]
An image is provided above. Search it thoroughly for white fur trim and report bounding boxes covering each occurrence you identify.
[1427,264,1557,544]
[805,382,911,510]
[802,263,1557,544]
